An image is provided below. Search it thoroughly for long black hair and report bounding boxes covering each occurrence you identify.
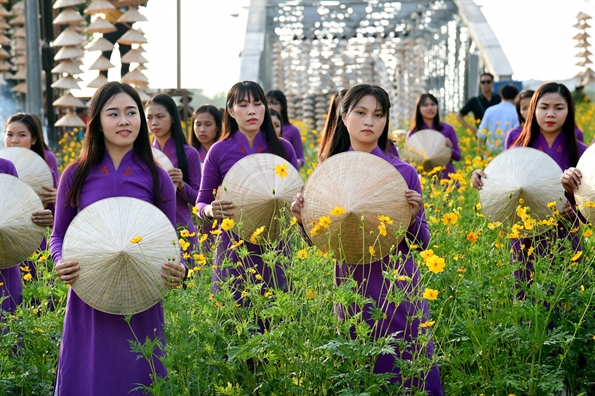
[410,93,443,132]
[5,113,47,161]
[189,105,222,151]
[66,82,164,206]
[513,82,579,167]
[326,84,391,159]
[146,93,190,184]
[319,88,348,162]
[266,89,291,125]
[223,81,288,160]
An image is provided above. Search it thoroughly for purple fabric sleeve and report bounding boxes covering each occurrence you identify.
[283,123,305,167]
[178,145,201,206]
[443,123,461,161]
[49,165,77,264]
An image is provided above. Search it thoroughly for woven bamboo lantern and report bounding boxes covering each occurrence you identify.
[574,12,595,87]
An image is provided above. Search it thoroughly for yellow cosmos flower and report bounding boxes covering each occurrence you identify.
[183,252,190,259]
[378,215,393,224]
[229,240,244,250]
[290,217,298,226]
[527,246,535,257]
[369,246,376,256]
[250,226,266,244]
[23,273,32,282]
[330,206,346,216]
[584,229,593,238]
[378,222,387,237]
[423,288,439,300]
[583,201,595,208]
[580,284,585,294]
[297,249,308,259]
[199,234,208,243]
[319,216,331,228]
[192,206,199,215]
[264,291,273,298]
[255,274,263,280]
[179,239,190,252]
[210,229,222,236]
[441,212,458,226]
[466,232,478,243]
[180,229,190,237]
[420,249,434,260]
[193,254,207,265]
[571,251,583,262]
[221,218,235,231]
[307,289,316,299]
[130,236,143,244]
[310,224,321,236]
[420,320,435,328]
[274,163,289,178]
[426,255,446,273]
[487,221,502,230]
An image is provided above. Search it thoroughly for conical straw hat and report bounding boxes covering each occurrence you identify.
[0,33,10,45]
[151,147,174,171]
[0,60,11,71]
[53,0,85,9]
[87,73,109,88]
[12,54,25,65]
[137,89,150,102]
[86,37,115,52]
[55,110,86,127]
[53,8,84,25]
[0,47,10,59]
[121,68,148,84]
[120,49,148,64]
[11,68,26,80]
[51,75,80,89]
[14,27,25,38]
[84,0,116,14]
[62,197,179,315]
[117,28,147,45]
[53,93,85,108]
[0,174,45,269]
[0,18,9,29]
[402,129,452,172]
[53,27,84,47]
[301,151,411,264]
[13,40,26,52]
[575,145,595,224]
[85,16,117,34]
[11,14,24,26]
[54,45,84,60]
[52,59,83,75]
[577,12,592,20]
[118,0,149,6]
[0,147,53,204]
[0,5,10,17]
[88,54,114,71]
[117,7,148,23]
[479,147,565,233]
[217,153,304,244]
[12,82,26,93]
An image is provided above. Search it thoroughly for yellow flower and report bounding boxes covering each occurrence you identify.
[441,212,459,226]
[39,256,47,262]
[318,216,331,228]
[330,206,346,216]
[571,251,583,262]
[179,239,190,251]
[255,274,263,280]
[264,291,273,298]
[420,249,434,260]
[547,201,557,210]
[527,246,535,257]
[250,226,266,244]
[221,218,235,231]
[466,232,478,243]
[581,284,585,294]
[274,163,289,178]
[20,265,30,272]
[519,198,525,205]
[183,252,190,259]
[130,236,143,244]
[396,275,412,282]
[297,249,308,259]
[307,289,316,299]
[378,222,387,237]
[210,229,222,236]
[378,215,394,225]
[426,255,446,273]
[369,246,376,256]
[192,206,199,215]
[23,273,32,282]
[199,234,208,243]
[584,229,593,238]
[180,229,190,237]
[290,217,297,226]
[310,224,321,236]
[475,202,482,210]
[487,221,502,230]
[229,240,244,250]
[583,201,595,208]
[423,288,439,300]
[420,320,435,328]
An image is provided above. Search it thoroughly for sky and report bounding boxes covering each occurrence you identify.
[75,0,595,97]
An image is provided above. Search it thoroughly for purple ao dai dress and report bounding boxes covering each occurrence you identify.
[151,137,201,252]
[0,158,22,314]
[196,131,298,297]
[334,146,443,395]
[282,123,305,167]
[504,129,588,292]
[50,150,177,396]
[407,122,461,180]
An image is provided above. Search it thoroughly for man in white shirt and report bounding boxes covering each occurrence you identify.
[477,84,520,153]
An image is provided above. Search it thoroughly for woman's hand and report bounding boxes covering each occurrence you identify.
[471,169,486,190]
[560,167,582,195]
[39,185,57,205]
[406,190,423,227]
[559,202,576,219]
[168,168,184,190]
[32,209,53,227]
[55,260,79,284]
[206,200,234,219]
[162,262,186,287]
[290,193,304,224]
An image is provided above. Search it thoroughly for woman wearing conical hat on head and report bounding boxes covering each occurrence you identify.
[292,84,443,394]
[50,82,184,395]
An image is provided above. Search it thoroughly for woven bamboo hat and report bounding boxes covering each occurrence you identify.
[402,129,451,172]
[62,197,179,315]
[575,145,595,224]
[0,147,53,206]
[479,147,565,232]
[217,154,303,244]
[301,151,411,264]
[151,147,174,172]
[0,174,45,269]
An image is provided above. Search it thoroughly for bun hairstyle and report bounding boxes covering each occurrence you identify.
[222,81,288,160]
[66,82,164,206]
[325,84,391,159]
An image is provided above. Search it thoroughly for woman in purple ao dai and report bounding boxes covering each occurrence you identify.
[407,93,461,180]
[292,84,443,395]
[195,81,298,299]
[50,82,185,396]
[473,83,588,294]
[147,94,201,256]
[266,89,305,168]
